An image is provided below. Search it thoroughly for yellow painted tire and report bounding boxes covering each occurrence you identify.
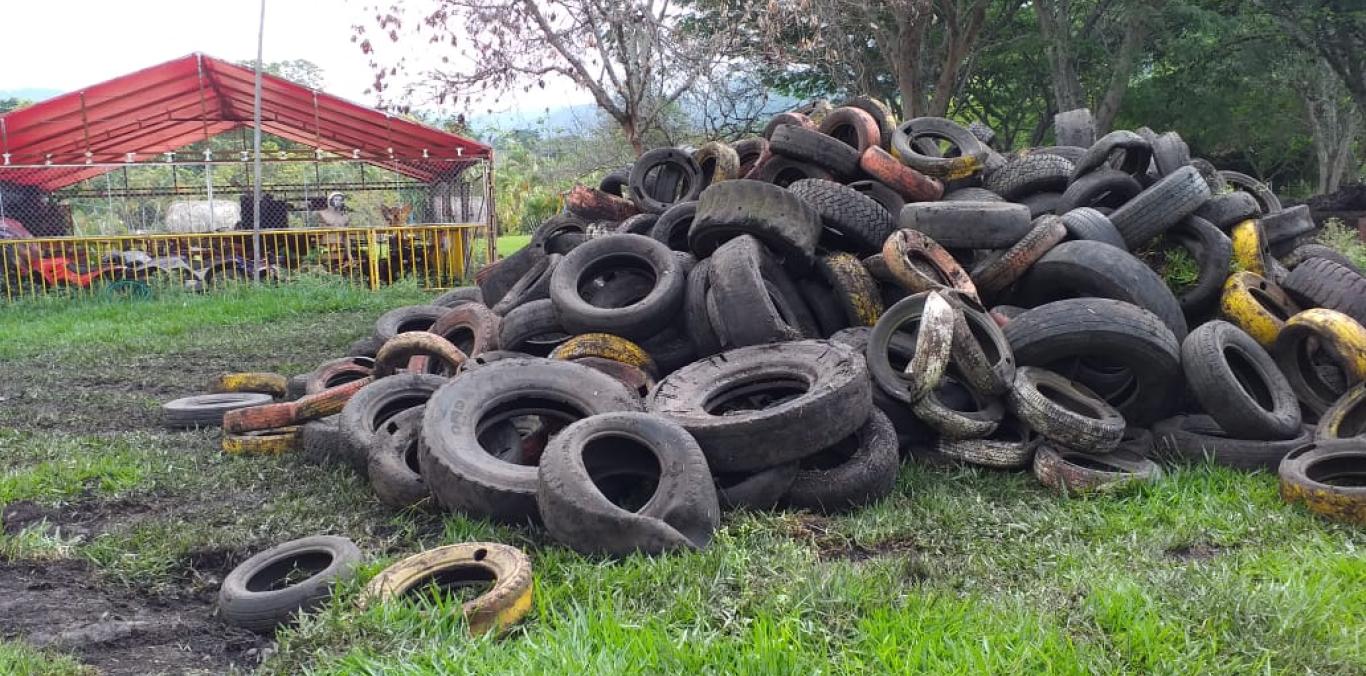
[816,252,883,326]
[1273,309,1366,414]
[208,372,288,398]
[549,333,657,375]
[1230,219,1273,277]
[222,427,301,455]
[1278,439,1366,525]
[359,542,533,636]
[1219,271,1299,348]
[1318,383,1366,440]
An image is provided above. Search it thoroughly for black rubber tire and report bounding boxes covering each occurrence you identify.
[900,201,1032,249]
[219,536,361,631]
[1283,258,1366,325]
[1150,131,1190,177]
[1020,192,1063,219]
[690,179,822,270]
[648,201,698,252]
[847,180,905,216]
[431,286,484,309]
[300,415,364,471]
[683,259,723,357]
[1281,245,1363,275]
[1014,239,1188,340]
[1193,191,1261,230]
[345,335,383,360]
[1071,131,1153,181]
[1109,166,1211,249]
[935,416,1036,469]
[599,166,631,197]
[367,407,430,508]
[498,299,571,356]
[867,292,956,404]
[476,244,545,307]
[1032,145,1088,164]
[890,117,989,180]
[984,153,1074,201]
[339,373,445,465]
[1059,208,1126,249]
[1152,415,1312,470]
[648,340,872,473]
[943,187,1005,202]
[628,148,704,214]
[616,212,660,235]
[636,326,696,376]
[1218,170,1282,214]
[536,411,719,556]
[944,291,1017,397]
[1261,205,1316,245]
[1163,215,1233,317]
[1053,108,1096,148]
[798,277,848,338]
[1004,298,1182,425]
[1181,320,1301,440]
[768,124,861,178]
[374,305,450,343]
[420,358,642,523]
[490,253,560,316]
[530,214,590,252]
[1056,169,1143,213]
[549,234,685,340]
[1008,366,1125,453]
[788,179,896,255]
[781,409,898,514]
[162,392,274,429]
[707,235,819,347]
[285,373,309,401]
[715,463,800,511]
[753,155,836,187]
[910,373,1005,440]
[762,111,815,139]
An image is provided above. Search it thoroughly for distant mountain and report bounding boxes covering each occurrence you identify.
[0,88,63,103]
[472,104,602,135]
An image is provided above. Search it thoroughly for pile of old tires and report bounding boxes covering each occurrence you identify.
[182,100,1366,567]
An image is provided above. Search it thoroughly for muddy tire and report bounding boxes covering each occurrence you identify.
[367,407,430,508]
[1278,439,1366,525]
[867,292,956,404]
[374,305,449,342]
[420,358,641,523]
[648,340,872,473]
[339,374,445,464]
[971,215,1068,298]
[1008,367,1125,453]
[537,412,720,556]
[300,415,363,471]
[498,299,571,356]
[428,303,501,357]
[781,409,898,514]
[1318,383,1366,440]
[707,235,819,347]
[1108,166,1210,249]
[714,463,800,511]
[911,375,1005,440]
[549,234,685,340]
[648,201,699,252]
[1033,445,1161,494]
[690,179,822,270]
[900,201,1032,249]
[935,417,1036,469]
[219,535,361,631]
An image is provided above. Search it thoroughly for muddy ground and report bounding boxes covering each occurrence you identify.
[0,326,346,675]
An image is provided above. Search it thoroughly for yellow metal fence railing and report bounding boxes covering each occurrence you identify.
[0,224,478,302]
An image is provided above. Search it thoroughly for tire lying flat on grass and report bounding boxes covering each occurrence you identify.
[219,535,361,631]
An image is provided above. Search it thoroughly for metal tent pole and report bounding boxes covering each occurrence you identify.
[251,0,266,278]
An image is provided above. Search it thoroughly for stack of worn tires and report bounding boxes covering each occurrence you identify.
[191,101,1366,551]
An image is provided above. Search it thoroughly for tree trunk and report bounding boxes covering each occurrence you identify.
[1035,0,1085,112]
[620,116,645,157]
[1092,5,1154,133]
[891,0,934,119]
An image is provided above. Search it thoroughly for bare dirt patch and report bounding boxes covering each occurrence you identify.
[0,559,265,675]
[1165,542,1224,561]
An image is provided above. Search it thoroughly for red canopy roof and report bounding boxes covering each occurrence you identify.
[0,53,490,191]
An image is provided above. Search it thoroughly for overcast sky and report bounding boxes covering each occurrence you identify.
[0,0,591,117]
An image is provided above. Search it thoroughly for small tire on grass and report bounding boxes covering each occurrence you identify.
[1181,320,1301,440]
[1032,444,1161,495]
[358,542,533,636]
[219,535,361,632]
[162,392,274,429]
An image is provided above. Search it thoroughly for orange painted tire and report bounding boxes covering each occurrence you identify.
[881,229,978,301]
[567,184,639,222]
[224,377,372,433]
[858,146,944,202]
[428,303,501,357]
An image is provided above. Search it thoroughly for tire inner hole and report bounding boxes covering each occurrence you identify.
[397,317,437,333]
[773,166,811,187]
[800,433,859,470]
[477,398,584,465]
[247,551,333,593]
[705,377,809,415]
[1061,452,1125,474]
[578,255,657,309]
[404,565,495,606]
[1223,345,1275,410]
[1296,341,1345,402]
[582,434,662,512]
[1304,456,1366,487]
[1248,287,1291,321]
[372,396,428,431]
[325,368,369,388]
[1036,379,1101,418]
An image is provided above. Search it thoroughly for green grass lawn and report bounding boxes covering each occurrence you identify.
[0,281,1363,674]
